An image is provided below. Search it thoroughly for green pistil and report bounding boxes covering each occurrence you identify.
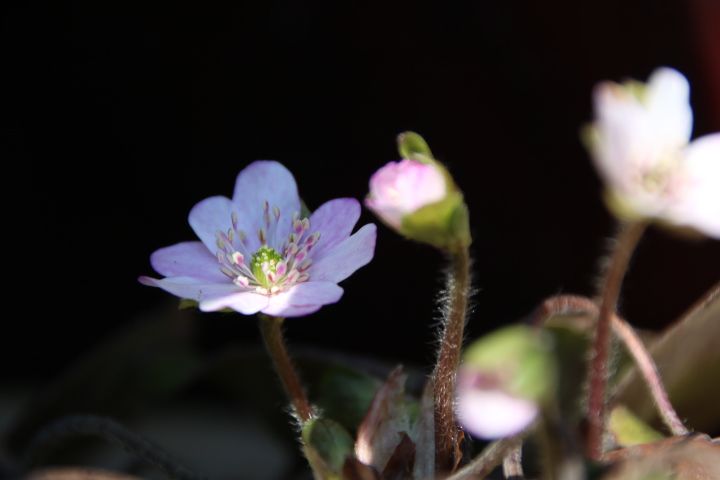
[251,245,283,287]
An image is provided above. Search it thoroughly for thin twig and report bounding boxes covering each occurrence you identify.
[24,415,205,480]
[531,293,687,437]
[502,444,524,479]
[446,435,522,480]
[432,247,472,473]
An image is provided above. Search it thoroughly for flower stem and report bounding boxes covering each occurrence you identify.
[432,246,472,473]
[587,221,646,460]
[531,294,687,437]
[445,435,522,480]
[258,315,313,424]
[503,444,525,479]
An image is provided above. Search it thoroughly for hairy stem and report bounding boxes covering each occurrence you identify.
[259,315,313,423]
[432,247,472,473]
[585,222,646,458]
[531,294,687,437]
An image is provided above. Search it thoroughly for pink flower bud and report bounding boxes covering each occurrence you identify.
[365,159,447,230]
[456,369,538,440]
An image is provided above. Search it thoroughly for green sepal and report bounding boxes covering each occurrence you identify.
[463,325,556,403]
[302,417,355,476]
[399,190,471,251]
[397,131,434,164]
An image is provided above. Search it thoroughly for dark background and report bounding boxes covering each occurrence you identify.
[4,0,720,382]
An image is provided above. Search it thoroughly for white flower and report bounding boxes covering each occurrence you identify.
[588,67,720,237]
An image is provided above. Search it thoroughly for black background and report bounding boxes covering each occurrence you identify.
[4,0,720,382]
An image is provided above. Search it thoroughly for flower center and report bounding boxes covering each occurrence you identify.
[635,150,686,201]
[214,201,320,295]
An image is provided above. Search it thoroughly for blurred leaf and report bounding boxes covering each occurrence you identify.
[6,308,201,454]
[602,434,720,479]
[614,284,720,433]
[314,366,382,433]
[608,405,663,448]
[302,418,354,477]
[355,367,413,472]
[381,432,415,480]
[26,467,142,480]
[341,457,380,480]
[410,381,434,479]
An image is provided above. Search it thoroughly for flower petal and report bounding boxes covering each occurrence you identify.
[139,275,239,303]
[668,133,720,238]
[188,195,234,253]
[646,67,693,146]
[308,198,361,260]
[309,224,376,283]
[232,161,302,248]
[261,281,344,317]
[150,241,227,282]
[457,389,538,439]
[199,291,269,314]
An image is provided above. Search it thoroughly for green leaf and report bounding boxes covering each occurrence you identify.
[614,284,720,432]
[313,366,382,433]
[302,418,355,475]
[608,405,663,447]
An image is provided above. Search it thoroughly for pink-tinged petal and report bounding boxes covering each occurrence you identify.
[366,159,447,230]
[456,389,538,440]
[646,67,693,145]
[308,198,361,260]
[309,224,377,283]
[261,282,344,317]
[668,133,720,237]
[188,195,234,253]
[139,275,239,303]
[199,291,269,314]
[232,161,302,247]
[150,241,227,282]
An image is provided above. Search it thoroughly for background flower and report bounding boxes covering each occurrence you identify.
[140,161,376,317]
[587,67,720,237]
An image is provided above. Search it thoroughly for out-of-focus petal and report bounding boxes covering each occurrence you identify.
[309,224,376,283]
[232,161,301,248]
[457,389,538,440]
[261,281,344,317]
[308,198,361,260]
[646,67,693,146]
[150,241,227,282]
[188,196,234,253]
[668,133,720,237]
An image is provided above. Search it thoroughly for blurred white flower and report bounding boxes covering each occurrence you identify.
[587,67,720,238]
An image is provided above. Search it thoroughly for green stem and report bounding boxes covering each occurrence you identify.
[586,221,646,460]
[258,315,313,423]
[432,246,472,473]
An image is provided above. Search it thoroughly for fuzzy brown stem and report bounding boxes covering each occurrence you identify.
[259,315,313,423]
[502,444,524,478]
[432,247,472,473]
[532,294,687,437]
[587,222,646,459]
